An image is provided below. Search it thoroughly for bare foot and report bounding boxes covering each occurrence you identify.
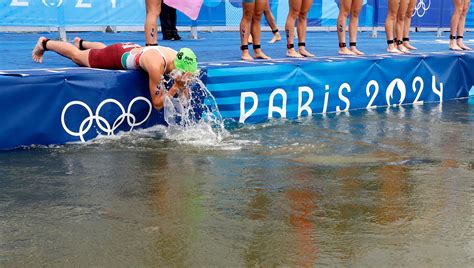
[269,32,282,44]
[32,36,47,63]
[241,50,253,61]
[403,42,417,50]
[299,47,315,57]
[74,37,83,49]
[387,46,403,54]
[457,41,472,50]
[449,40,463,51]
[398,45,410,53]
[338,47,356,55]
[287,48,303,58]
[349,46,365,55]
[254,49,271,60]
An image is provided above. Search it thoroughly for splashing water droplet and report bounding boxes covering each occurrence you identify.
[162,75,228,146]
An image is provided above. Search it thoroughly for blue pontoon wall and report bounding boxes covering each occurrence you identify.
[0,52,473,149]
[203,53,474,123]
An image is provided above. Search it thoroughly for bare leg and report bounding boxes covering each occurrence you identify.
[396,0,410,52]
[145,0,161,45]
[32,37,90,66]
[386,0,402,53]
[264,1,281,43]
[450,0,463,50]
[74,37,106,50]
[286,0,303,58]
[403,0,417,50]
[297,0,315,57]
[253,0,271,59]
[349,0,364,55]
[457,0,471,50]
[241,2,255,61]
[337,0,356,55]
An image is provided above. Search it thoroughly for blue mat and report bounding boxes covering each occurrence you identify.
[1,31,472,69]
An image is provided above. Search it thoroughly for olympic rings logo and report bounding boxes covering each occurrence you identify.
[412,0,431,17]
[61,97,153,142]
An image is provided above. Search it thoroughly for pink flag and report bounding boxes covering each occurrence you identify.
[164,0,204,21]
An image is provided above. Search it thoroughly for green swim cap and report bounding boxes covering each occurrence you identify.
[174,48,198,73]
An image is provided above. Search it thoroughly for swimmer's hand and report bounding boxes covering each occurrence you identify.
[174,72,194,88]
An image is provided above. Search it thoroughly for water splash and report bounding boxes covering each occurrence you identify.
[162,75,229,146]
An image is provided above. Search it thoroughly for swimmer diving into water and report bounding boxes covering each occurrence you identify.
[32,37,198,111]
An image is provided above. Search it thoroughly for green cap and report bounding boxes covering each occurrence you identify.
[174,48,198,73]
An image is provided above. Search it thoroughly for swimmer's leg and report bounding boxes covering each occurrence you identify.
[33,36,91,66]
[74,37,106,50]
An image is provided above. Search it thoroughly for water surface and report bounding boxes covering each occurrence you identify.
[1,99,473,266]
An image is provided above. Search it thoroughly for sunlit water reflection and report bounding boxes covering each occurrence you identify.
[1,99,473,266]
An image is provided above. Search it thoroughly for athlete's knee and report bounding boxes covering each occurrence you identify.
[298,12,308,22]
[397,12,406,22]
[351,9,361,19]
[388,12,397,21]
[243,10,253,21]
[453,5,463,15]
[461,6,469,16]
[146,6,160,19]
[339,10,349,19]
[253,12,263,21]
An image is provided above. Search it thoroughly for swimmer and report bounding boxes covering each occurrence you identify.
[385,0,403,53]
[240,0,271,61]
[401,0,417,50]
[145,0,162,46]
[248,1,282,44]
[336,0,364,55]
[285,0,315,58]
[449,0,472,51]
[394,0,410,53]
[32,37,198,111]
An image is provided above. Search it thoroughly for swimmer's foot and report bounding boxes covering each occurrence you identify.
[398,44,410,53]
[32,36,48,63]
[74,37,86,50]
[403,41,417,50]
[241,45,253,61]
[457,38,472,50]
[349,47,365,55]
[387,47,403,54]
[269,31,282,44]
[449,36,463,51]
[299,48,315,57]
[287,47,303,58]
[449,42,463,51]
[338,46,356,55]
[254,48,271,60]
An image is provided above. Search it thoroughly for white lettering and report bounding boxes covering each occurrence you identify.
[297,86,313,117]
[432,75,443,102]
[386,78,406,107]
[366,80,379,109]
[10,0,29,7]
[322,85,329,114]
[412,76,424,105]
[76,0,92,8]
[336,83,351,112]
[239,92,258,123]
[111,0,116,8]
[268,88,287,119]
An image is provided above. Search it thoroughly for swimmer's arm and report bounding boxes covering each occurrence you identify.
[144,63,177,111]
